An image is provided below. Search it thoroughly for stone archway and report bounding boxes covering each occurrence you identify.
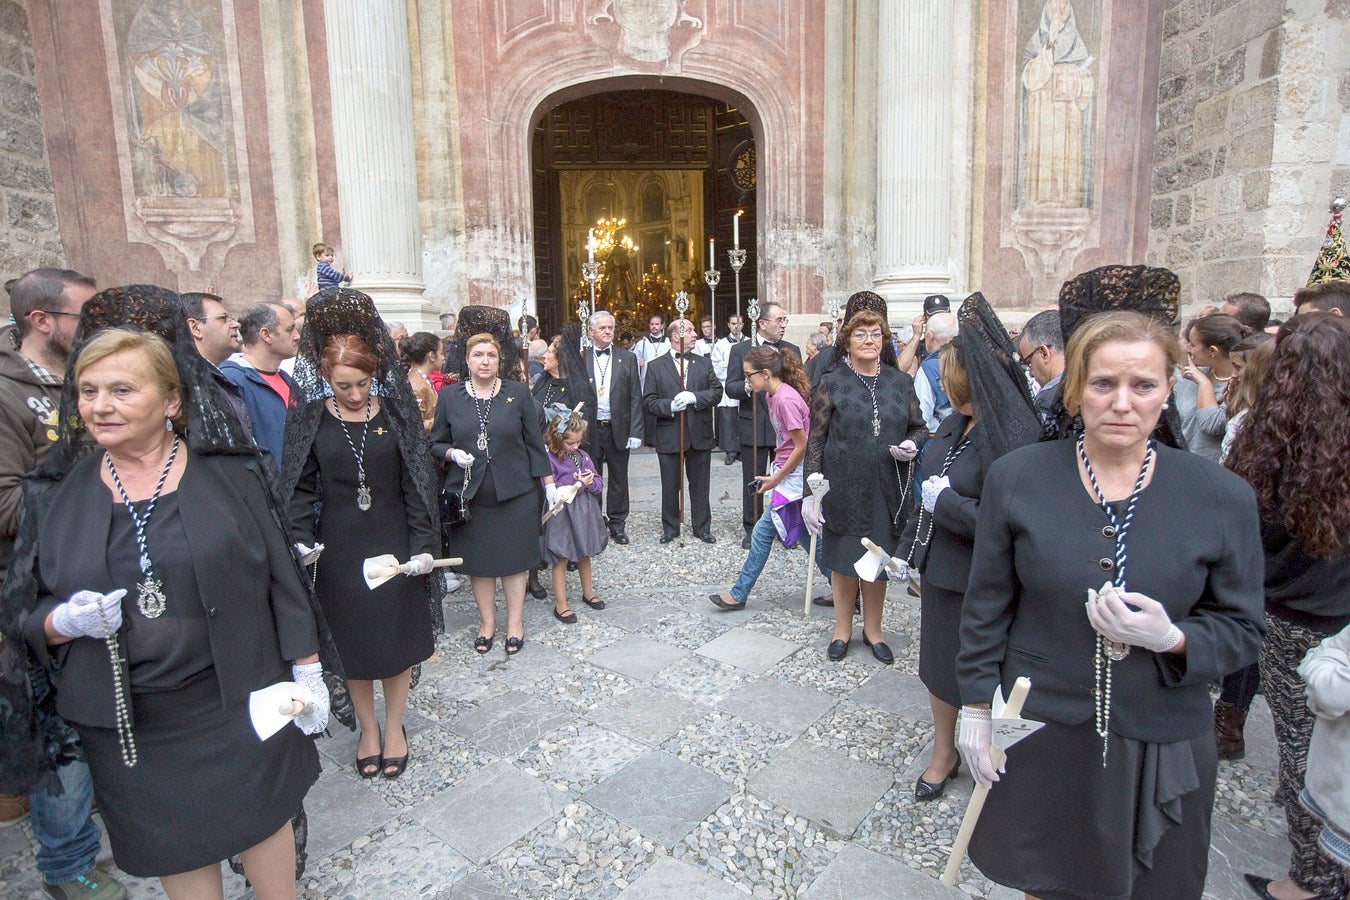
[448,2,824,317]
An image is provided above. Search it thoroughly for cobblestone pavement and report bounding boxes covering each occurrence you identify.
[0,451,1289,898]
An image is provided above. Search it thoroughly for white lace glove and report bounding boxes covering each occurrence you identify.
[885,558,911,584]
[290,663,330,735]
[51,589,127,640]
[889,440,919,461]
[625,437,642,450]
[545,482,561,508]
[449,448,475,469]
[293,542,323,565]
[802,495,825,536]
[1085,583,1183,653]
[921,475,950,514]
[405,553,435,576]
[958,706,1003,789]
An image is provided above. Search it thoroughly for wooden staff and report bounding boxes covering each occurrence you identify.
[941,676,1032,887]
[674,295,690,531]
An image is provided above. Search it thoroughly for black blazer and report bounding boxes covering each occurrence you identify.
[896,412,988,594]
[582,345,643,444]
[726,338,801,447]
[23,451,319,728]
[429,379,550,501]
[958,440,1265,742]
[641,352,721,453]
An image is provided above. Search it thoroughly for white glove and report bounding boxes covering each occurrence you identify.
[545,482,561,508]
[885,558,910,584]
[674,390,696,407]
[405,553,435,576]
[889,440,919,461]
[51,589,127,640]
[290,663,330,735]
[625,437,642,450]
[802,495,825,536]
[670,395,691,413]
[921,475,950,514]
[449,448,475,469]
[958,706,1003,789]
[1085,583,1183,653]
[293,542,323,565]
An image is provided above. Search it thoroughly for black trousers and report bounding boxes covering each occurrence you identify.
[587,421,631,529]
[717,407,739,454]
[739,441,773,533]
[658,448,711,536]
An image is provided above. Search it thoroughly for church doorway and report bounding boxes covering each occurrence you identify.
[530,88,757,343]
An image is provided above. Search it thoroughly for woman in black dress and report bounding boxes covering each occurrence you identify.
[16,313,338,896]
[956,310,1264,899]
[803,308,926,663]
[282,290,441,781]
[431,319,554,656]
[894,293,1040,802]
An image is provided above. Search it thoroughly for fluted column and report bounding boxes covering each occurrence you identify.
[324,0,434,328]
[874,0,955,317]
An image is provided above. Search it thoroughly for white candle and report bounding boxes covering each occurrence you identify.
[587,229,595,264]
[709,237,715,264]
[734,212,740,249]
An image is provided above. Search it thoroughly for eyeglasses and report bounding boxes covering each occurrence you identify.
[851,330,885,343]
[1018,345,1043,368]
[191,313,235,325]
[768,316,789,324]
[38,309,81,319]
[742,369,764,378]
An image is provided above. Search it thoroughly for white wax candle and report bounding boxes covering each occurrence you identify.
[587,229,595,264]
[709,237,714,263]
[734,212,740,248]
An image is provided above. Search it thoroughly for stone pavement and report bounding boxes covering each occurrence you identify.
[0,450,1289,898]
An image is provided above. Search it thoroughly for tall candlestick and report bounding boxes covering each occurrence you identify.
[734,211,740,249]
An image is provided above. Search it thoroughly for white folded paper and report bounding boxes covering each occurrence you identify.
[248,681,314,741]
[989,683,1045,751]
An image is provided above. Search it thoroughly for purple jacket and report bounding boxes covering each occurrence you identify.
[545,449,603,495]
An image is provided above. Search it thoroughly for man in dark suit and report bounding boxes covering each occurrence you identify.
[725,302,799,548]
[1015,309,1065,429]
[642,318,722,544]
[582,310,643,544]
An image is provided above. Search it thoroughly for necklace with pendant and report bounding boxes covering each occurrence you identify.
[849,361,882,436]
[468,377,499,454]
[105,436,180,619]
[333,396,373,510]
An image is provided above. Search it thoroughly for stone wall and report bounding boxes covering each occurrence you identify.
[0,0,65,316]
[1148,0,1350,306]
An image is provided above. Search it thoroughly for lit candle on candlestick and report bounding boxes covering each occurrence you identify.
[587,229,595,264]
[709,237,715,264]
[734,211,740,249]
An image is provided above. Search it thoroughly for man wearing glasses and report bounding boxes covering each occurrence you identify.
[182,292,252,434]
[1015,309,1065,427]
[725,302,799,548]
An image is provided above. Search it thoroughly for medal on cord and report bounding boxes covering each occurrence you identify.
[333,396,373,511]
[468,377,498,454]
[848,360,882,437]
[903,436,972,564]
[104,436,180,619]
[1077,435,1154,764]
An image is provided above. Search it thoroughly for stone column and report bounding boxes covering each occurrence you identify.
[324,0,435,329]
[873,0,955,318]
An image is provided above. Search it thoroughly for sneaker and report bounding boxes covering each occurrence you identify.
[442,573,461,594]
[43,867,126,900]
[0,793,28,826]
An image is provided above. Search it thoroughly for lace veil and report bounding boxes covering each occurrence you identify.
[952,292,1042,462]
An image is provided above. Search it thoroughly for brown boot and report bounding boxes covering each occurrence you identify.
[1214,700,1247,761]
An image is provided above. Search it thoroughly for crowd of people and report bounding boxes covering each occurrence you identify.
[0,259,1345,900]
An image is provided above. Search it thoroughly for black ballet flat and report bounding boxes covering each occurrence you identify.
[827,639,849,661]
[473,634,493,654]
[582,595,606,610]
[914,760,960,801]
[553,607,577,624]
[381,726,409,779]
[505,635,524,655]
[863,634,895,665]
[1242,874,1341,900]
[355,727,382,779]
[709,594,746,611]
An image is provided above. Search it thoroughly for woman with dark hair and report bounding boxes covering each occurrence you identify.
[710,344,829,610]
[1177,313,1253,462]
[956,309,1264,899]
[400,331,444,432]
[893,293,1040,801]
[431,323,553,656]
[803,309,926,663]
[282,290,441,781]
[1228,313,1350,900]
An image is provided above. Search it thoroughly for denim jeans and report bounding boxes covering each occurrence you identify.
[30,759,102,883]
[1218,661,1260,711]
[729,504,831,603]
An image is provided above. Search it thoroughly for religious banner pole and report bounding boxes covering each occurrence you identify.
[580,260,599,353]
[674,291,690,531]
[704,264,721,440]
[729,247,747,334]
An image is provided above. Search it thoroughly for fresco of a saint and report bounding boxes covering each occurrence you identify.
[1018,0,1095,209]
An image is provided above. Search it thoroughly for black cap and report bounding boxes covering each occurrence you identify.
[923,294,951,316]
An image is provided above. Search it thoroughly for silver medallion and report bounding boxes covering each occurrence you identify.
[476,431,489,452]
[137,577,167,619]
[872,416,881,437]
[1105,639,1130,661]
[356,484,372,511]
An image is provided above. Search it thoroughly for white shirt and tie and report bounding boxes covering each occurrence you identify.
[592,344,614,421]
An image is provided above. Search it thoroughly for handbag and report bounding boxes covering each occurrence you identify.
[440,460,471,535]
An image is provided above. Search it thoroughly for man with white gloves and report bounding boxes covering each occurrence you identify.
[582,312,643,544]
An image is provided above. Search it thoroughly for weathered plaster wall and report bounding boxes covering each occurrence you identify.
[0,0,65,317]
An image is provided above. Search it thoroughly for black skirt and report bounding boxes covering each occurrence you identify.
[918,582,962,707]
[820,484,900,574]
[446,464,542,577]
[968,718,1216,900]
[77,671,320,878]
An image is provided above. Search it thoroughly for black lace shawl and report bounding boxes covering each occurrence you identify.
[0,285,354,795]
[821,291,899,375]
[444,305,525,384]
[277,288,444,636]
[952,292,1042,462]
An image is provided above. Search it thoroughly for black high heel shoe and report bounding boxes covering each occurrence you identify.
[381,726,410,779]
[914,759,960,801]
[355,727,382,779]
